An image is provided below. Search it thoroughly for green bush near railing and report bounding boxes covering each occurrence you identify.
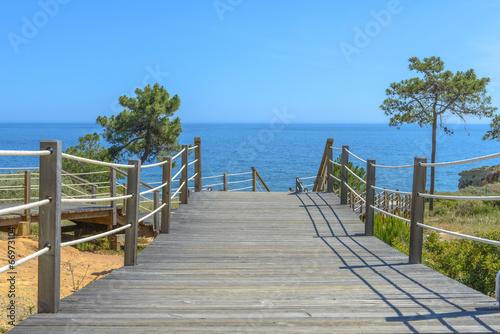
[424,232,500,297]
[373,213,500,297]
[374,214,410,250]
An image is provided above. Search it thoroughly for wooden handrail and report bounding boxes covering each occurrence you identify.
[114,167,155,190]
[251,167,271,192]
[61,170,98,188]
[313,138,334,192]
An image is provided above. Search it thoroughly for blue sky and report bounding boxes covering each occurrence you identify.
[1,0,500,124]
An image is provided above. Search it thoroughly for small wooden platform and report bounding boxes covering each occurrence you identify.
[0,202,119,227]
[11,192,500,333]
[0,203,158,235]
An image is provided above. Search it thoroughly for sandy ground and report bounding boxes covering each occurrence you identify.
[0,237,124,332]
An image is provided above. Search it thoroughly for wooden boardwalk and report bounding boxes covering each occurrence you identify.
[11,192,500,333]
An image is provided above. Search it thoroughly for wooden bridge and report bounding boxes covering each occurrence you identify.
[10,191,500,333]
[4,137,500,333]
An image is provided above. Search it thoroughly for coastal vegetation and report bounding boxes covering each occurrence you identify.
[381,56,498,210]
[332,154,366,192]
[64,83,182,179]
[374,184,500,297]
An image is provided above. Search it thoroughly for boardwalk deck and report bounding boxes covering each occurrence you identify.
[11,192,500,333]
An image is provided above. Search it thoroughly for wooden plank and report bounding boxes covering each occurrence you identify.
[10,192,500,333]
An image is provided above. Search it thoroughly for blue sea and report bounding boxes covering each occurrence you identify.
[1,123,499,193]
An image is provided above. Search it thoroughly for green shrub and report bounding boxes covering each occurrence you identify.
[424,232,500,297]
[454,200,499,216]
[430,206,446,216]
[373,214,410,251]
[75,237,110,252]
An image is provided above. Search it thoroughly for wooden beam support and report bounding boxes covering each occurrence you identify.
[38,140,62,313]
[124,159,141,266]
[409,157,427,264]
[161,156,172,233]
[194,137,202,192]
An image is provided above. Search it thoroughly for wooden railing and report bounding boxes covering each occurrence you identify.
[301,138,500,279]
[0,137,203,313]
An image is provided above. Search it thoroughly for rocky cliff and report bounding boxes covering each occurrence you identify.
[458,165,500,189]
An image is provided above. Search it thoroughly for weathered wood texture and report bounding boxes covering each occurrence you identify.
[11,192,500,333]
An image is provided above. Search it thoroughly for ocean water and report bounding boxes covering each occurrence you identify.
[1,123,499,192]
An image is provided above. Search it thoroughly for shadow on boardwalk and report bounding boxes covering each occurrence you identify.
[10,191,500,333]
[296,192,499,333]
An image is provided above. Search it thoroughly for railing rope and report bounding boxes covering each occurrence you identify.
[0,245,50,275]
[0,199,51,216]
[62,153,135,169]
[420,151,500,167]
[346,149,367,164]
[416,222,500,246]
[0,150,51,156]
[372,185,412,196]
[61,224,132,248]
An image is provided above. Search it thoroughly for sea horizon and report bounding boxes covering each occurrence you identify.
[1,122,499,192]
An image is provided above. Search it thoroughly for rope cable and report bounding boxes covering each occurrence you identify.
[140,181,168,195]
[0,199,51,216]
[372,185,412,196]
[62,153,135,169]
[138,203,167,223]
[370,205,411,223]
[0,150,51,157]
[61,194,133,203]
[418,193,500,201]
[0,245,50,274]
[421,152,500,167]
[416,222,500,246]
[61,224,132,248]
[171,148,185,160]
[346,149,367,164]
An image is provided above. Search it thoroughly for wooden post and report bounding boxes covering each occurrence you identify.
[110,168,117,226]
[91,185,97,204]
[122,182,127,214]
[153,190,160,233]
[24,170,31,224]
[296,177,302,192]
[161,156,172,234]
[223,173,228,191]
[340,145,349,205]
[194,137,202,192]
[124,159,141,266]
[38,140,62,313]
[327,143,333,193]
[252,167,257,192]
[180,144,188,204]
[365,159,376,236]
[254,169,271,192]
[409,157,427,264]
[313,138,334,192]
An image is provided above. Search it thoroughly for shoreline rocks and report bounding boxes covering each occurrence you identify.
[458,165,500,189]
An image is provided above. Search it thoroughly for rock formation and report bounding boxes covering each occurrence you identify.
[458,165,500,189]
